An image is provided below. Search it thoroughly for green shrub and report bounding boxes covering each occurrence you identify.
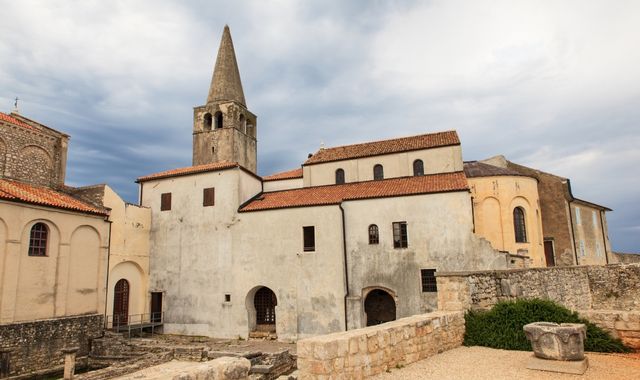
[463,299,630,353]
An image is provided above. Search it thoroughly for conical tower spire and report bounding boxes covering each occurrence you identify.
[207,25,246,106]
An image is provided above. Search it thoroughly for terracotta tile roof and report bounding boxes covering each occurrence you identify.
[263,168,303,181]
[463,161,531,178]
[0,112,36,130]
[304,131,460,166]
[0,179,108,216]
[137,161,240,182]
[240,171,468,212]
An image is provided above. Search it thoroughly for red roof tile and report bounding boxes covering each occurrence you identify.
[137,161,240,182]
[304,131,460,166]
[263,168,303,181]
[0,179,108,216]
[240,172,468,212]
[0,112,36,130]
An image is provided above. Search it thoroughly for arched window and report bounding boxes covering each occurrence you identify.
[368,224,379,244]
[373,164,384,180]
[113,279,130,326]
[28,222,48,256]
[513,207,527,243]
[214,111,223,129]
[335,168,345,184]
[413,159,424,176]
[239,114,246,133]
[203,113,212,131]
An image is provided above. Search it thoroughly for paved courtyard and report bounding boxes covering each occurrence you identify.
[372,346,640,380]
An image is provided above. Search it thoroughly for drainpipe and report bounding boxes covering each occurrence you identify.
[339,203,349,331]
[470,195,476,233]
[599,210,610,265]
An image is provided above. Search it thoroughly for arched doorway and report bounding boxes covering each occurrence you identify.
[113,279,130,326]
[364,289,396,326]
[254,287,277,332]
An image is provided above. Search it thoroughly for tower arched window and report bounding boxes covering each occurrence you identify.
[214,111,223,129]
[513,207,527,243]
[239,114,246,133]
[335,168,345,184]
[413,159,424,176]
[28,222,48,256]
[373,164,384,180]
[368,224,379,245]
[203,113,212,131]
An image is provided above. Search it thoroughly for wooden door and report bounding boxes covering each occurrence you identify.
[544,240,556,267]
[151,292,162,322]
[113,279,130,326]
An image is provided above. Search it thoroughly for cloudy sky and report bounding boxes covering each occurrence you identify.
[1,0,638,252]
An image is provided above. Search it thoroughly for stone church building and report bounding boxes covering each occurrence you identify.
[138,26,511,341]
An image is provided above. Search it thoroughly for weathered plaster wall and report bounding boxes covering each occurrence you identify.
[468,175,545,267]
[0,314,103,378]
[343,191,508,330]
[302,145,463,187]
[297,311,464,379]
[263,177,303,192]
[570,203,609,266]
[0,202,109,324]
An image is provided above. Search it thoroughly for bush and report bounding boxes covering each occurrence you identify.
[463,299,630,353]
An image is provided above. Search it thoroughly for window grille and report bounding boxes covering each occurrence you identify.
[368,224,379,244]
[28,223,48,256]
[392,222,408,248]
[421,269,437,292]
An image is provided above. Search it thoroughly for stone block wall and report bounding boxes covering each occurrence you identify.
[0,113,68,188]
[0,314,103,377]
[437,263,640,349]
[297,311,464,379]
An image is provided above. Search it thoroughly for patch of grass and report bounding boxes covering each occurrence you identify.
[463,299,630,353]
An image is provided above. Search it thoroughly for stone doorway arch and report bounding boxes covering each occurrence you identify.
[246,286,277,334]
[364,288,396,326]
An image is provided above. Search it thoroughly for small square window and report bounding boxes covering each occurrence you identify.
[421,269,437,292]
[392,222,408,248]
[203,187,215,207]
[161,193,172,211]
[303,226,315,252]
[224,294,231,302]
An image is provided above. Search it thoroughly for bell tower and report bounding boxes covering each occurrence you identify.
[193,25,257,172]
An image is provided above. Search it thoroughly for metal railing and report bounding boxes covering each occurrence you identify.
[105,312,164,338]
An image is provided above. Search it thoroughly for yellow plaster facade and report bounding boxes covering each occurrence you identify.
[0,201,109,324]
[468,175,546,267]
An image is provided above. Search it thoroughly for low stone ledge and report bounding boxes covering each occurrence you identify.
[297,311,464,379]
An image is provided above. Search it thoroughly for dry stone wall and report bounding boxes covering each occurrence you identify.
[297,311,464,379]
[0,314,103,377]
[437,263,640,349]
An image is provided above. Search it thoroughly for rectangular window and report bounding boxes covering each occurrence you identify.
[421,269,437,292]
[303,226,315,252]
[393,222,408,248]
[224,294,231,302]
[592,211,598,228]
[160,193,172,211]
[203,187,215,207]
[575,207,581,225]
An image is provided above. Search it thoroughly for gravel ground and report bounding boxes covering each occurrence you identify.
[372,346,640,380]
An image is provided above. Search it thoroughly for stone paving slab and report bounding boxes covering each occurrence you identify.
[372,346,640,380]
